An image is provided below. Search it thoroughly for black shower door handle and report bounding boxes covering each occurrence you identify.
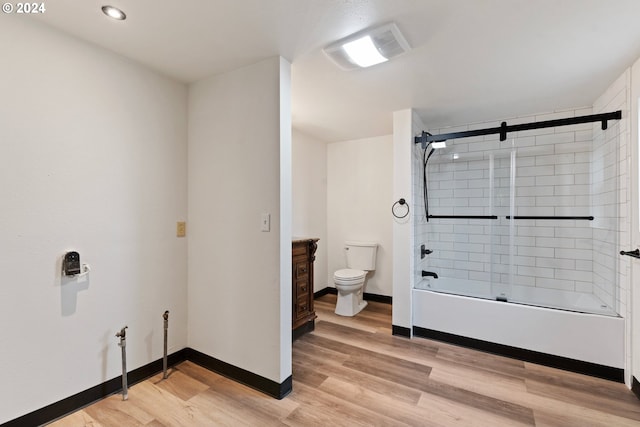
[620,249,640,259]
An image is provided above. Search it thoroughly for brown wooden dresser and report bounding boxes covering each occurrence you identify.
[292,238,319,340]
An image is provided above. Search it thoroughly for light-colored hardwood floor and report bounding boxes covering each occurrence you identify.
[49,294,640,426]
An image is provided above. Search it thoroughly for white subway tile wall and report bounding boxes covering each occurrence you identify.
[413,93,629,316]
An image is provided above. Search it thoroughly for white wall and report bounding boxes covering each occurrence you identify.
[292,129,328,290]
[0,19,188,424]
[392,110,422,330]
[188,57,292,384]
[327,135,393,296]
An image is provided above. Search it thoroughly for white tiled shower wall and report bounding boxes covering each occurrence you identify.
[414,77,629,314]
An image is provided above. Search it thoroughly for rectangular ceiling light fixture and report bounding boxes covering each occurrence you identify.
[324,22,411,70]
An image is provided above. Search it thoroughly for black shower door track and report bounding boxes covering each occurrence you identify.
[414,110,622,146]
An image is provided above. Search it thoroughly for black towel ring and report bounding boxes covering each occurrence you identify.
[392,198,410,219]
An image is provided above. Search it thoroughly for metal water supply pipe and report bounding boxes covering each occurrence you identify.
[163,310,169,379]
[115,326,128,400]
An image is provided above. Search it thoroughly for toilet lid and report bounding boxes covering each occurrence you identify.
[334,269,366,280]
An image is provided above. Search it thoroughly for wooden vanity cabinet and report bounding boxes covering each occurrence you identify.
[292,238,318,340]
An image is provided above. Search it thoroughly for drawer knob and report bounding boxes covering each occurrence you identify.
[301,286,306,292]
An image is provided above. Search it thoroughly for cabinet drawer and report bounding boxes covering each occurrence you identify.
[295,296,310,317]
[294,261,309,279]
[296,280,310,297]
[292,244,308,257]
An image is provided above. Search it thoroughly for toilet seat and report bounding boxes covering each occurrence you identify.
[334,268,366,284]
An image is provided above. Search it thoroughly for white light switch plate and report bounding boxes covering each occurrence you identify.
[261,213,270,232]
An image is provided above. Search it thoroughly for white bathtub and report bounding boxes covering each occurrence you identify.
[412,278,624,369]
[416,276,616,316]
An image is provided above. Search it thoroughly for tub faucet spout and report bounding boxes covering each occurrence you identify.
[422,271,438,279]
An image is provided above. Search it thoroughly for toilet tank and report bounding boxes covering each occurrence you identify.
[345,241,378,271]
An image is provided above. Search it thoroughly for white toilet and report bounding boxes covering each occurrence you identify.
[333,241,378,316]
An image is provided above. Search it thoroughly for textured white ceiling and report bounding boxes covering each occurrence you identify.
[34,0,640,142]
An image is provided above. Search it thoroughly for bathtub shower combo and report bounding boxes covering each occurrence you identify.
[411,111,627,379]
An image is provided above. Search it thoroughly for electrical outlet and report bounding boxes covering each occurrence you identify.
[261,213,270,232]
[176,221,186,237]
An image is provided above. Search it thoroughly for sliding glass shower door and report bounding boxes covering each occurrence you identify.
[420,143,514,302]
[415,117,621,317]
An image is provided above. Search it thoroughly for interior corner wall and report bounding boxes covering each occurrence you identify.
[292,129,328,291]
[187,56,291,384]
[326,135,393,296]
[0,19,188,424]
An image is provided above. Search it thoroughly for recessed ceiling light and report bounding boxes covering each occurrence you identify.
[102,5,126,20]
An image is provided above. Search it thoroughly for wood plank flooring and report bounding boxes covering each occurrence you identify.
[48,294,640,426]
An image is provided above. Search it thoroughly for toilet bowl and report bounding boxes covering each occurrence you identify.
[334,268,368,316]
[333,242,378,317]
